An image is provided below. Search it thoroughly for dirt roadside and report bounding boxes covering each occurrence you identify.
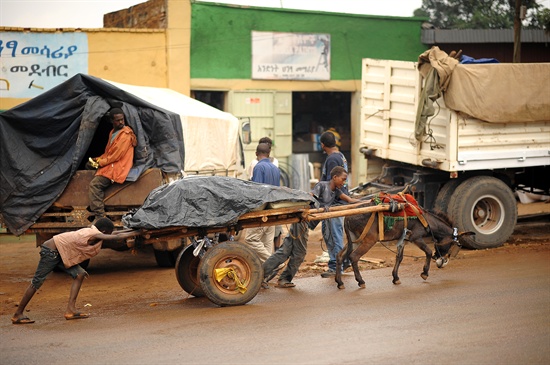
[1,218,548,318]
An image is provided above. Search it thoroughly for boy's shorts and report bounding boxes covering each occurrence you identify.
[31,245,86,289]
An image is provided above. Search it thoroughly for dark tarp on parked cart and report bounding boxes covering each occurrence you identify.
[0,74,185,236]
[122,176,315,229]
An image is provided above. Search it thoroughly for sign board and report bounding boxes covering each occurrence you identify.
[252,31,330,81]
[0,32,88,98]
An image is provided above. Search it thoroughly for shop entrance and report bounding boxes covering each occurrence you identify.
[292,91,352,179]
[192,91,225,111]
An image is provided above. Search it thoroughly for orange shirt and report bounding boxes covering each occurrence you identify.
[54,226,103,268]
[96,126,137,184]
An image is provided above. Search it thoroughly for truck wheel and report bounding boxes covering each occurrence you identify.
[154,248,180,268]
[447,176,517,249]
[174,245,205,297]
[433,179,461,214]
[199,241,263,307]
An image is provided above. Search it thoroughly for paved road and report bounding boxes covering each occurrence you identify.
[1,243,549,365]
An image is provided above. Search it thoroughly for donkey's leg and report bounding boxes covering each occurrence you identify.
[412,238,432,280]
[335,245,347,289]
[348,239,377,289]
[392,243,405,285]
[350,256,364,288]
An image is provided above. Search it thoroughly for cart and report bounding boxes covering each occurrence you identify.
[120,201,403,307]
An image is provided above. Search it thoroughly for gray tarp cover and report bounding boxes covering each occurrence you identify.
[0,74,185,236]
[122,176,315,229]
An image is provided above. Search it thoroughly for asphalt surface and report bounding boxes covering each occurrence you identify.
[1,237,549,365]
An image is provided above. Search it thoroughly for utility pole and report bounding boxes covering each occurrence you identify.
[513,0,526,63]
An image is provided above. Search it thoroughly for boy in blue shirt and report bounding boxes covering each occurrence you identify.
[245,143,280,262]
[319,131,349,278]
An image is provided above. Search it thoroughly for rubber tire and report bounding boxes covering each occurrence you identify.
[174,245,205,297]
[433,179,462,215]
[447,176,517,249]
[154,248,180,268]
[198,241,263,307]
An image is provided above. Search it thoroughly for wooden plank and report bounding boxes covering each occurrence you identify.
[307,203,403,221]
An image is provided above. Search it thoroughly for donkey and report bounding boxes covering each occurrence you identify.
[335,201,473,290]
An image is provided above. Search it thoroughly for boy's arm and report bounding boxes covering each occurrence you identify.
[112,228,135,234]
[338,193,360,204]
[90,230,140,244]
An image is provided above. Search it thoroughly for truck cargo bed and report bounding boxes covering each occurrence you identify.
[361,59,550,172]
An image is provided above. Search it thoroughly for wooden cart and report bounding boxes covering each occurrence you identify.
[121,201,403,307]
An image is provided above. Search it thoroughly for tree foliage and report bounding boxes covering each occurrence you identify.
[540,8,550,33]
[418,0,545,29]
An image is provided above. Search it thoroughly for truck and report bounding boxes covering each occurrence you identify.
[357,51,550,249]
[0,74,244,267]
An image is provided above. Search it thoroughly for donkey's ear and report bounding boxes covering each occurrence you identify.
[459,231,475,237]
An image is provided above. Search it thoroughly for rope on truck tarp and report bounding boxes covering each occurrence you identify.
[214,268,247,294]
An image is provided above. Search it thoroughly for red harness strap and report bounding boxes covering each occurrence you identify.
[353,192,429,243]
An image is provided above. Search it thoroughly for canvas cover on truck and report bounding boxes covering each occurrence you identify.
[0,74,243,236]
[418,47,550,124]
[444,63,550,123]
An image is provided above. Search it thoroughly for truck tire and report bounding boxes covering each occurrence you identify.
[447,176,517,249]
[433,179,462,214]
[174,245,205,297]
[199,241,263,307]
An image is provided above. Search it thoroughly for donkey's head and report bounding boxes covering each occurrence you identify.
[428,212,475,268]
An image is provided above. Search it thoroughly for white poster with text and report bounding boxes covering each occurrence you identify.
[252,31,330,81]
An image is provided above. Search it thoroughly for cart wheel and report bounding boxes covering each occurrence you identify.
[199,241,263,307]
[175,245,205,297]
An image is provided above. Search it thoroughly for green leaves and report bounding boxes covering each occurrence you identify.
[418,0,545,29]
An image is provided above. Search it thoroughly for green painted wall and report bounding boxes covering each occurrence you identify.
[190,3,428,80]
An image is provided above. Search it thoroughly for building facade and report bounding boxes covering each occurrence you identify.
[1,0,428,185]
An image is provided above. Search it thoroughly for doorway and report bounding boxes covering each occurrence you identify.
[292,91,352,179]
[192,91,225,111]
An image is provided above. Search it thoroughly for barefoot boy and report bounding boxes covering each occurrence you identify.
[12,218,136,324]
